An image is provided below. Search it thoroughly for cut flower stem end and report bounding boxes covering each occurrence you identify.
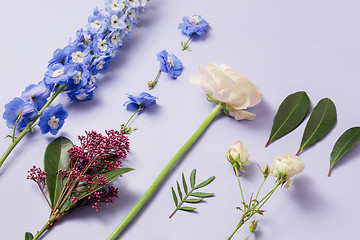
[107,103,222,240]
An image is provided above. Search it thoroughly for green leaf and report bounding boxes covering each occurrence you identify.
[63,168,133,212]
[171,187,178,206]
[190,192,214,198]
[176,181,183,200]
[179,207,196,212]
[266,91,310,147]
[44,137,73,209]
[297,98,337,155]
[329,127,360,176]
[190,169,196,188]
[184,198,204,203]
[25,232,33,240]
[182,173,188,194]
[194,176,215,190]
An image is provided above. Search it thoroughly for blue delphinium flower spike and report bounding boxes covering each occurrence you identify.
[38,104,68,135]
[148,50,183,90]
[178,15,209,51]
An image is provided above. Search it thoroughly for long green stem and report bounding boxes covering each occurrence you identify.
[107,103,222,240]
[0,85,66,167]
[255,177,267,201]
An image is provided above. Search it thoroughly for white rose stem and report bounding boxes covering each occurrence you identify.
[107,103,223,240]
[0,84,66,167]
[227,182,281,240]
[233,163,246,207]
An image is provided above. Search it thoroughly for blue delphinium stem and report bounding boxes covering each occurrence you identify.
[181,33,195,51]
[148,70,161,90]
[0,85,66,167]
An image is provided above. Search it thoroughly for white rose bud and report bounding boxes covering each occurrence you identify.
[271,154,305,188]
[226,141,251,170]
[189,63,262,120]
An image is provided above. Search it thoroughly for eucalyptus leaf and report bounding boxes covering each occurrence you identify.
[266,91,310,147]
[182,173,188,194]
[194,176,215,190]
[297,98,337,155]
[190,169,196,188]
[25,232,33,240]
[184,198,204,203]
[179,207,196,212]
[176,181,183,200]
[171,187,178,206]
[63,168,133,212]
[190,192,214,198]
[44,137,73,209]
[329,127,360,176]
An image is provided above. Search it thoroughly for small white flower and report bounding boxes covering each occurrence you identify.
[48,115,60,129]
[110,32,121,45]
[91,20,102,30]
[226,141,250,169]
[73,71,82,84]
[76,93,89,101]
[166,55,174,67]
[71,51,84,63]
[189,63,262,120]
[97,38,108,52]
[96,61,105,70]
[188,15,202,25]
[52,68,64,78]
[110,0,121,11]
[89,75,96,85]
[111,15,120,28]
[271,154,305,188]
[125,23,133,34]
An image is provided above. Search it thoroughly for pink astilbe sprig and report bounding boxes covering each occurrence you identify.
[27,165,47,190]
[85,186,119,211]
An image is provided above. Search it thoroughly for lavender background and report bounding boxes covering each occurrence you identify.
[1,0,360,239]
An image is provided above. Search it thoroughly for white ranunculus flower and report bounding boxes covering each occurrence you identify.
[271,154,305,188]
[189,63,262,120]
[226,141,251,169]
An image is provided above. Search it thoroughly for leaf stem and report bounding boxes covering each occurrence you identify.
[107,103,223,240]
[0,85,66,168]
[169,188,195,218]
[181,33,195,51]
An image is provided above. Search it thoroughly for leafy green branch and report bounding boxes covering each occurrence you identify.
[169,169,215,218]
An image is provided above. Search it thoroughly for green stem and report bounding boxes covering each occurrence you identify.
[121,106,142,131]
[181,33,195,51]
[148,70,161,90]
[0,85,66,167]
[12,115,21,143]
[227,182,281,240]
[234,165,246,209]
[255,177,267,201]
[107,103,223,240]
[32,214,57,240]
[244,231,253,240]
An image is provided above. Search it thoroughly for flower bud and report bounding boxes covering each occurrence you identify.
[249,220,258,233]
[262,164,270,178]
[226,141,251,170]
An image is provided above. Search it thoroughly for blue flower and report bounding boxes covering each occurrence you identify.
[67,64,91,91]
[67,83,97,101]
[157,50,183,79]
[90,55,112,75]
[38,104,68,135]
[105,0,125,14]
[44,63,73,86]
[21,81,50,110]
[178,15,209,37]
[67,43,92,65]
[87,8,109,35]
[124,92,157,110]
[3,97,37,130]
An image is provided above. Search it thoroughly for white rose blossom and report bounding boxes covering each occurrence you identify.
[226,141,250,170]
[271,154,305,188]
[189,63,262,120]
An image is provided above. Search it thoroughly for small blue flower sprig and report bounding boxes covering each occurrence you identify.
[179,15,209,51]
[148,50,184,90]
[121,92,158,133]
[0,0,149,168]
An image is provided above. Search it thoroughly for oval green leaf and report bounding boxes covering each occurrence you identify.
[329,127,360,176]
[25,232,33,240]
[194,176,215,190]
[190,192,214,198]
[184,198,204,203]
[266,91,310,147]
[297,98,337,155]
[44,137,73,209]
[190,169,196,188]
[178,207,196,212]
